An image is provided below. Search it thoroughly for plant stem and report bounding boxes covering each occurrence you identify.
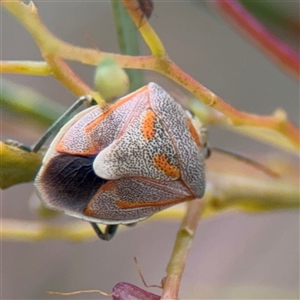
[0,61,50,75]
[121,0,166,56]
[0,208,185,242]
[211,0,300,81]
[1,170,298,240]
[161,199,204,300]
[1,0,299,150]
[111,0,144,91]
[1,79,64,127]
[43,55,103,103]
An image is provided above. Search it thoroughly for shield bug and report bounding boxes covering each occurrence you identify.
[34,83,207,240]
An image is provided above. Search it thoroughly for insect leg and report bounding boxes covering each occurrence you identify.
[31,95,95,153]
[90,222,119,241]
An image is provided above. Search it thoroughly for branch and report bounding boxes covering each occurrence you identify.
[1,166,298,241]
[204,171,299,215]
[120,0,166,56]
[1,79,64,127]
[0,208,185,242]
[1,1,102,102]
[161,199,204,300]
[43,55,103,103]
[2,0,299,151]
[210,0,300,81]
[0,141,43,189]
[111,0,144,91]
[0,60,50,75]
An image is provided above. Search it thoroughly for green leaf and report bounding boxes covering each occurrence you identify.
[111,0,144,91]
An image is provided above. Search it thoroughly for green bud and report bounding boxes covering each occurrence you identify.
[94,57,129,101]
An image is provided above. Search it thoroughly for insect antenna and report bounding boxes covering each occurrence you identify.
[47,289,111,297]
[31,95,95,153]
[134,257,163,289]
[211,147,280,179]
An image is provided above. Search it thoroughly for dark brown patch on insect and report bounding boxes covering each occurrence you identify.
[38,154,107,212]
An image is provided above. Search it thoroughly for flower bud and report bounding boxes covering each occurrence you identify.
[94,57,129,102]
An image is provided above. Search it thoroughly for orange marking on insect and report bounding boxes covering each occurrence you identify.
[116,195,194,209]
[84,205,98,217]
[141,110,156,140]
[55,140,66,153]
[56,138,99,156]
[186,118,201,148]
[153,154,180,178]
[85,85,149,133]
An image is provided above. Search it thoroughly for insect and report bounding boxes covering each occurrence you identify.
[137,0,154,20]
[34,83,207,240]
[48,282,161,300]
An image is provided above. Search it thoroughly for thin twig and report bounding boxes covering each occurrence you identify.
[0,60,50,75]
[2,0,299,150]
[121,0,166,56]
[1,155,299,239]
[210,0,300,81]
[0,208,185,242]
[161,199,205,300]
[43,55,103,103]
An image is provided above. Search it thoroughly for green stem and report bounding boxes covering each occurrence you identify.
[111,0,144,91]
[161,199,204,300]
[1,79,64,127]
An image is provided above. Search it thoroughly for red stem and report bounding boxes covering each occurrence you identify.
[212,0,300,81]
